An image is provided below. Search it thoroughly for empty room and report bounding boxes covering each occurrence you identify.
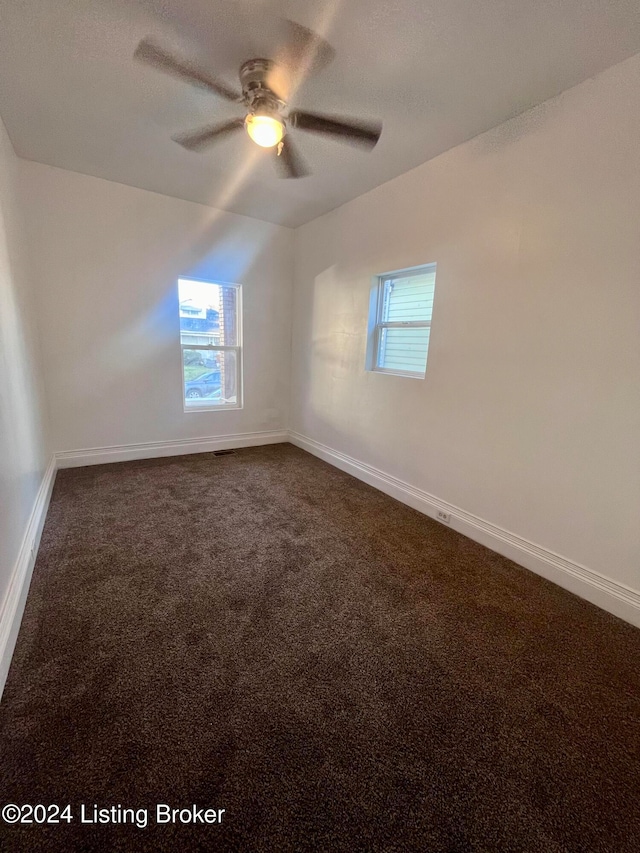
[1,0,639,850]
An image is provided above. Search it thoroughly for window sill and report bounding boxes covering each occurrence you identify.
[368,367,426,380]
[183,402,243,413]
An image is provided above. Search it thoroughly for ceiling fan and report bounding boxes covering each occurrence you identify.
[134,23,382,178]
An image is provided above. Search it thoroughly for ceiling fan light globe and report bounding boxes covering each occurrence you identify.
[245,114,285,148]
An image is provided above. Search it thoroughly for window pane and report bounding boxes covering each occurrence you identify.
[183,348,221,370]
[179,279,238,347]
[377,326,430,375]
[184,350,238,408]
[381,271,435,324]
[218,350,239,405]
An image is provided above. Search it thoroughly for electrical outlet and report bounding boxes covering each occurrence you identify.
[436,510,451,524]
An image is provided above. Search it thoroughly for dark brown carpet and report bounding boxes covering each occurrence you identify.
[1,443,639,852]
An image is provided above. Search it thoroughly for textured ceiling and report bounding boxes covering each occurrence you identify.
[1,0,639,227]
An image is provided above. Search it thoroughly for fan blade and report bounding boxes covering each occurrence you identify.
[274,138,309,179]
[134,38,241,103]
[281,19,335,74]
[289,111,382,149]
[267,19,335,101]
[173,119,245,152]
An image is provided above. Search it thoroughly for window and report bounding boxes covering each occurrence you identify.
[366,264,436,378]
[178,277,242,410]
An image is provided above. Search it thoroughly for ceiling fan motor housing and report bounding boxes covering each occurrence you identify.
[240,59,284,119]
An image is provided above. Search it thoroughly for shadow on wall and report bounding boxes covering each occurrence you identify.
[302,263,380,462]
[0,168,48,599]
[0,198,46,466]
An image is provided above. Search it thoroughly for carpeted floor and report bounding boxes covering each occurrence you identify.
[1,443,639,852]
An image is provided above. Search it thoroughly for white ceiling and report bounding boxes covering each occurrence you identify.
[1,0,639,227]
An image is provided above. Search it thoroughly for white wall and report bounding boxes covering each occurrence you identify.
[0,116,49,676]
[19,162,294,455]
[291,54,640,599]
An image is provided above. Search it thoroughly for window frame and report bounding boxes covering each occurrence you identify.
[179,276,243,413]
[366,263,436,379]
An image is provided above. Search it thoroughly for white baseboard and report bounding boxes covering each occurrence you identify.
[289,431,640,629]
[0,455,57,699]
[56,429,289,468]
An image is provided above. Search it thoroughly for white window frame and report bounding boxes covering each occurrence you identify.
[366,263,436,379]
[179,277,243,413]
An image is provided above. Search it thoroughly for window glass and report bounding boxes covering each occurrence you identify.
[367,264,436,378]
[179,278,241,409]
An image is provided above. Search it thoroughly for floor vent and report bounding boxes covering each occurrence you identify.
[212,449,237,457]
